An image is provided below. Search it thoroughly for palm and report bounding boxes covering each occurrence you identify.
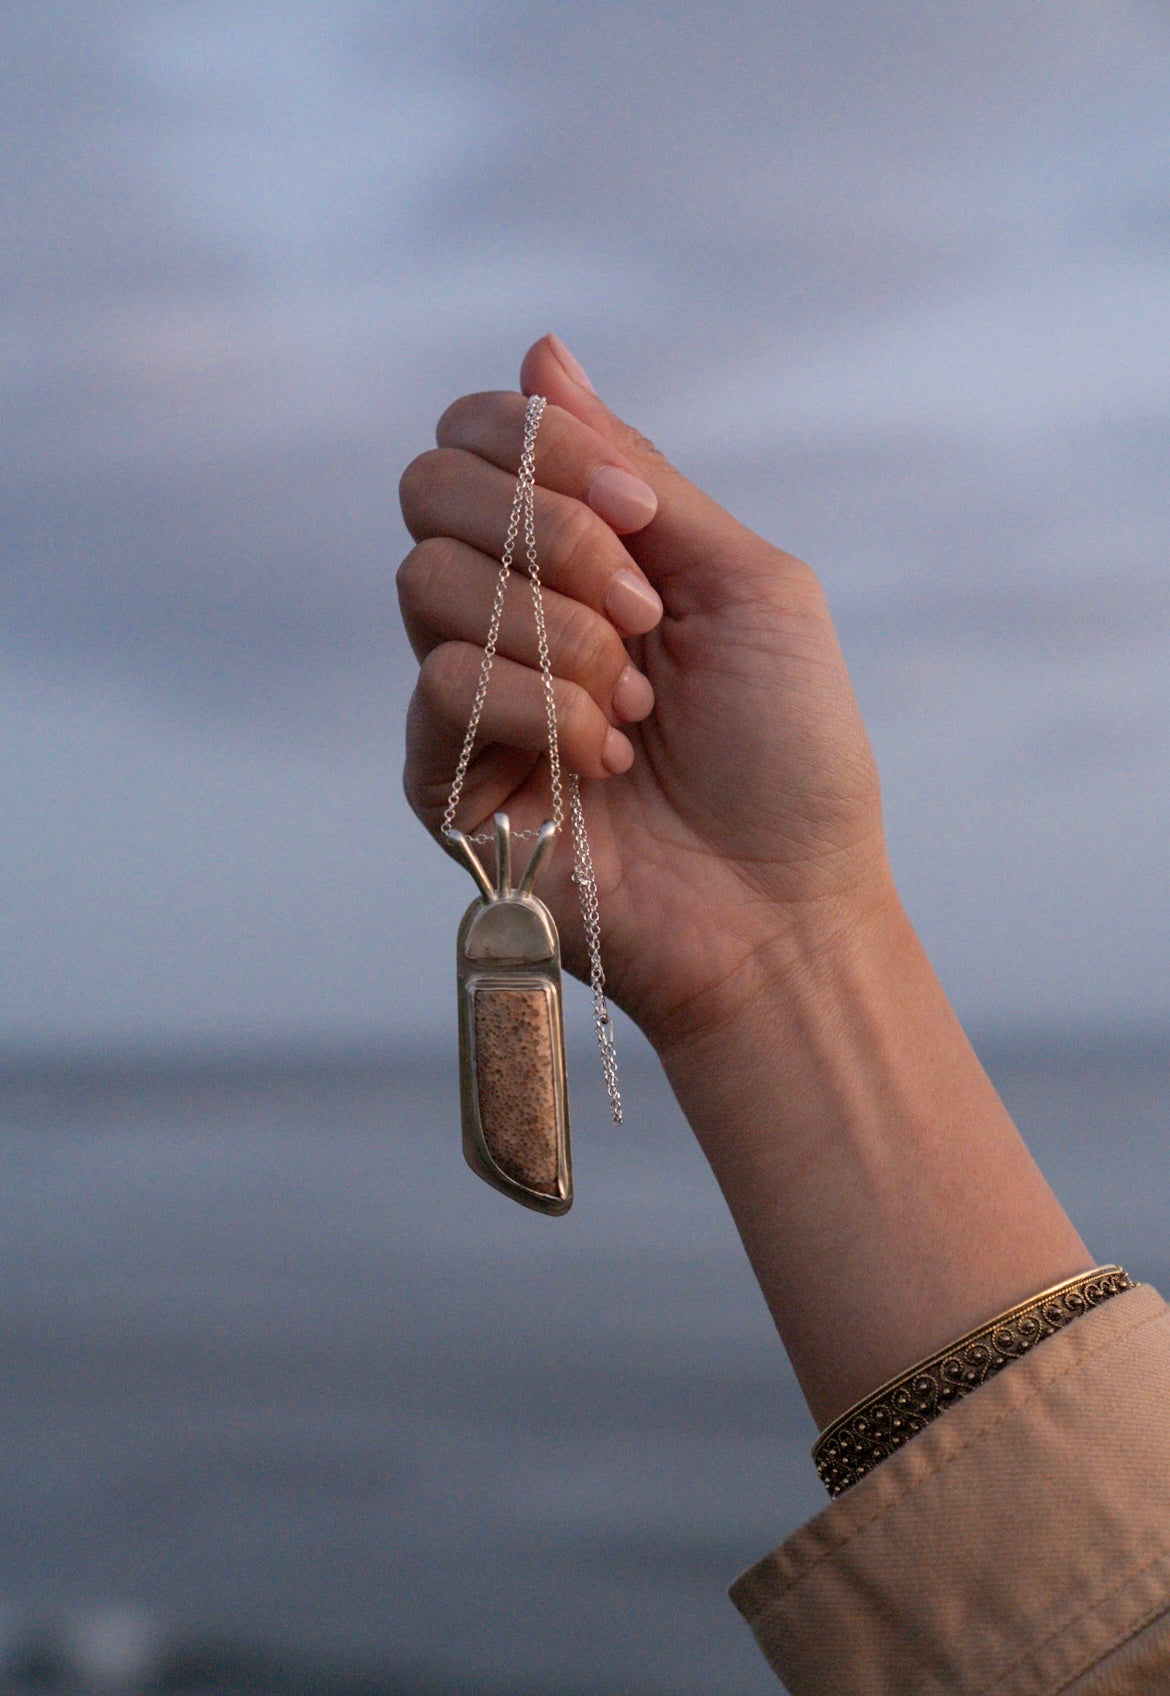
[498,556,883,1047]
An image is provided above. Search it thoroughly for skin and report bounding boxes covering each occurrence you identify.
[398,333,1092,1429]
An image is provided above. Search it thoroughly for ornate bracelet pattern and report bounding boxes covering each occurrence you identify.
[813,1264,1135,1497]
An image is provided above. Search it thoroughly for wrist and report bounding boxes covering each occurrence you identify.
[652,874,1090,1428]
[647,857,905,1068]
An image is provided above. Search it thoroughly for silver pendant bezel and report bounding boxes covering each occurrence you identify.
[450,814,573,1217]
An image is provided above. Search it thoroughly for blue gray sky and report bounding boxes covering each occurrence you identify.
[2,0,1169,1051]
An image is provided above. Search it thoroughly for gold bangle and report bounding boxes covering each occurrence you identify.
[813,1264,1135,1497]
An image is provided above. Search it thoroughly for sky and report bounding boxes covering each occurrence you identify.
[2,0,1169,1053]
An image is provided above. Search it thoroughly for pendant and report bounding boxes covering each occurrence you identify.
[447,813,572,1216]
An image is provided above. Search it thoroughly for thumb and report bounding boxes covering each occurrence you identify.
[520,333,759,585]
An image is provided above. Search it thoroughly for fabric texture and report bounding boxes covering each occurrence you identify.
[730,1282,1170,1696]
[1061,1611,1170,1695]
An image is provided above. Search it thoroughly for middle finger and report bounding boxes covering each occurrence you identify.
[397,536,656,725]
[398,447,664,637]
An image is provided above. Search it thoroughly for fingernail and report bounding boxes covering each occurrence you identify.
[548,333,596,393]
[612,662,655,723]
[588,465,658,532]
[603,726,635,773]
[605,568,663,635]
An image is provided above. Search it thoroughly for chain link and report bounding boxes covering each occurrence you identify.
[441,394,622,1124]
[568,778,621,1118]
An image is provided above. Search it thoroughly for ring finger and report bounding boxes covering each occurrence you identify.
[396,536,656,727]
[405,641,636,836]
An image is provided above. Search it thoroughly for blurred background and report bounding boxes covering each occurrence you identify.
[2,2,1169,1692]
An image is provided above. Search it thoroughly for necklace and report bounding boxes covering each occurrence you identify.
[441,393,622,1215]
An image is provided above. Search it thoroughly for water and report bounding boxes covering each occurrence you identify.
[0,1034,1166,1695]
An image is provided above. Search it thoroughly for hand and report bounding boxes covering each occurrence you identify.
[398,335,892,1053]
[400,337,1092,1424]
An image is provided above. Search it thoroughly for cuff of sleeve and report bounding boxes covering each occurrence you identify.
[730,1283,1170,1696]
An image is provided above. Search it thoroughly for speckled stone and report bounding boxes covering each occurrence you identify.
[473,986,559,1195]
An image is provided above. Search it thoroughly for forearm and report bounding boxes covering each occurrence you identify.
[655,874,1091,1428]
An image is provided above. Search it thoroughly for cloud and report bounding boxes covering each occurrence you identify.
[2,0,1169,1041]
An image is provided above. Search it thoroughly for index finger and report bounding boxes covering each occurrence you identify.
[436,392,659,536]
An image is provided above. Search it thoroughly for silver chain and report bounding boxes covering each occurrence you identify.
[567,777,622,1119]
[441,394,622,1125]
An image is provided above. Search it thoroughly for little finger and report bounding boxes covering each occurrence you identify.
[411,640,635,800]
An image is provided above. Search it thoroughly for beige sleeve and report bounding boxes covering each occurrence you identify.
[729,1282,1170,1696]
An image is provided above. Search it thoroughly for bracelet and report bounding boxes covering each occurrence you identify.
[813,1264,1135,1497]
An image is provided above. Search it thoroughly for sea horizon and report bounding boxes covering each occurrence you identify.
[1,1027,1166,1695]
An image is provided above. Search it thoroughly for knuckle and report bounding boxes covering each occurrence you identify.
[548,498,606,584]
[398,447,470,530]
[395,536,453,618]
[436,390,518,450]
[417,641,475,719]
[557,677,606,766]
[402,696,436,823]
[435,392,483,443]
[781,553,828,613]
[404,765,448,830]
[397,449,441,524]
[401,747,429,823]
[402,682,484,841]
[556,600,622,691]
[622,422,669,469]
